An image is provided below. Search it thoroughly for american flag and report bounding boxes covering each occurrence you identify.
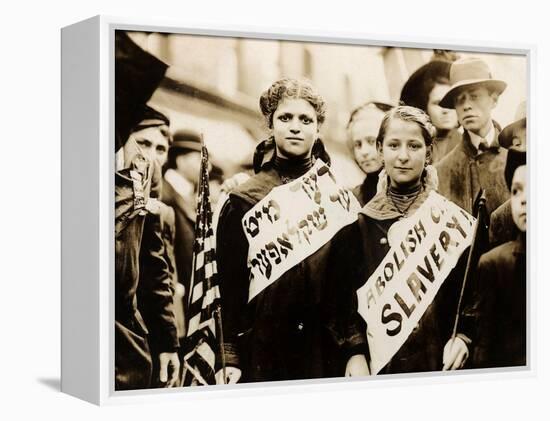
[182,142,223,386]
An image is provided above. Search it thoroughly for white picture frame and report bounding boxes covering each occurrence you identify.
[61,15,535,406]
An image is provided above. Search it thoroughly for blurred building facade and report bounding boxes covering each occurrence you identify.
[127,31,527,186]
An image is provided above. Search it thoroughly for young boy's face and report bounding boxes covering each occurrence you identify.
[511,165,527,232]
[454,86,497,135]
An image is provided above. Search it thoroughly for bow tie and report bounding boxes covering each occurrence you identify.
[478,139,490,152]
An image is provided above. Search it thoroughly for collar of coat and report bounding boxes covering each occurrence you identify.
[359,187,433,221]
[359,185,436,221]
[513,232,526,256]
[230,167,283,206]
[462,120,503,157]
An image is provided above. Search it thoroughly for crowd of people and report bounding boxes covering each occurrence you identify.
[114,32,527,390]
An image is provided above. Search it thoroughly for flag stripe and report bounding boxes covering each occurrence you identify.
[192,281,203,304]
[202,285,221,310]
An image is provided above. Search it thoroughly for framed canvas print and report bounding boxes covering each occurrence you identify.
[61,15,533,405]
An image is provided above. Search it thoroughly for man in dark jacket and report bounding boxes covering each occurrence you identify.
[436,57,509,216]
[132,106,182,388]
[115,108,180,389]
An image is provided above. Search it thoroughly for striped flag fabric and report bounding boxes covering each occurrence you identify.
[182,142,222,386]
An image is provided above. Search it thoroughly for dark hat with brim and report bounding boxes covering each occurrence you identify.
[499,118,527,149]
[132,105,170,132]
[439,57,507,109]
[171,129,202,154]
[498,101,527,149]
[400,60,451,111]
[504,149,527,190]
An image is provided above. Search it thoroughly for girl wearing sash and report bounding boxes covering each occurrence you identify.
[215,78,369,384]
[330,106,474,374]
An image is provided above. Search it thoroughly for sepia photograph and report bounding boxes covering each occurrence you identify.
[114,29,528,391]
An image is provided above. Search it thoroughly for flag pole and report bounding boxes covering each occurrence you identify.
[450,189,487,341]
[186,134,205,308]
[214,306,227,384]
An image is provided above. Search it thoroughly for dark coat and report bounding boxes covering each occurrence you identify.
[467,235,527,368]
[436,125,509,216]
[137,205,179,351]
[161,179,196,302]
[432,128,462,164]
[136,207,180,388]
[216,167,365,383]
[329,188,471,374]
[351,169,381,207]
[489,199,518,248]
[114,163,154,390]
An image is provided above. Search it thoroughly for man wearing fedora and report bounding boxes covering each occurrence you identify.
[435,57,509,216]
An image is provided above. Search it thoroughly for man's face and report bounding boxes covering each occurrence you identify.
[124,126,170,167]
[454,86,497,135]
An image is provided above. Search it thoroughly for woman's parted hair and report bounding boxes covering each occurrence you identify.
[376,105,437,149]
[259,77,326,128]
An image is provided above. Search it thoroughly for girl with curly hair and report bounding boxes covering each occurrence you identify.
[215,78,368,383]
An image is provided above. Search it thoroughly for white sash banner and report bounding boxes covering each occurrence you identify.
[243,159,361,302]
[357,191,476,374]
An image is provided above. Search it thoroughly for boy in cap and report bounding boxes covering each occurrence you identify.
[444,147,526,369]
[435,57,509,216]
[489,101,527,247]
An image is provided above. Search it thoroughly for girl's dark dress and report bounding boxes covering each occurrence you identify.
[329,184,472,374]
[216,158,366,382]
